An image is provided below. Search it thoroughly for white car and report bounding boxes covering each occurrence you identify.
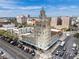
[55,51,60,55]
[73,43,77,48]
[66,33,70,36]
[70,53,73,56]
[72,47,75,50]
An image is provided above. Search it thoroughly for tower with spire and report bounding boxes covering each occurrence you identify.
[39,7,46,19]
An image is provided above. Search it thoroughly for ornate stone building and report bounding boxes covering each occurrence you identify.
[20,8,60,50]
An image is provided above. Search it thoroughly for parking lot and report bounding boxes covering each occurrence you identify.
[0,35,36,59]
[0,47,14,59]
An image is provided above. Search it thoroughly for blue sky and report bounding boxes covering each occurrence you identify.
[0,0,79,17]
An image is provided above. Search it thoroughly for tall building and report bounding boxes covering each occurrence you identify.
[34,19,51,50]
[39,7,46,19]
[51,16,71,30]
[20,8,60,50]
[33,8,51,50]
[16,15,27,24]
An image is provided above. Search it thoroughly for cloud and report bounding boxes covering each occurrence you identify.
[58,5,78,10]
[0,6,42,10]
[13,6,42,10]
[0,0,17,9]
[0,0,47,10]
[0,0,79,17]
[0,0,42,10]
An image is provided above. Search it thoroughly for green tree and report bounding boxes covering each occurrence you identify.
[0,30,18,40]
[0,30,6,36]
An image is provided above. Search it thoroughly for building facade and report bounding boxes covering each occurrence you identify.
[51,16,71,30]
[20,8,60,50]
[16,15,27,24]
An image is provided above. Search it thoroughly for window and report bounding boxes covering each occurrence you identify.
[57,17,62,25]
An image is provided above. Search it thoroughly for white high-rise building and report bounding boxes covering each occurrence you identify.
[16,15,27,24]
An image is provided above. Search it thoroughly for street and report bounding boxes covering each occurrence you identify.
[0,39,34,59]
[52,35,78,59]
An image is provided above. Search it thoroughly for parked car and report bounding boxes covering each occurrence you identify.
[72,47,75,51]
[7,39,13,43]
[0,50,5,56]
[1,36,5,40]
[74,50,78,55]
[10,40,18,46]
[63,47,66,51]
[20,45,24,50]
[29,48,32,54]
[59,51,64,57]
[30,50,35,56]
[17,44,23,48]
[55,51,60,55]
[23,46,28,51]
[31,52,35,56]
[0,51,4,56]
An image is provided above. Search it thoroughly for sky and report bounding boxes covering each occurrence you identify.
[0,0,79,17]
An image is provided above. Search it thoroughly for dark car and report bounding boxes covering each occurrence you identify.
[0,51,4,55]
[20,46,24,50]
[55,50,60,55]
[31,50,35,56]
[74,50,78,55]
[59,51,64,57]
[0,36,5,40]
[7,39,13,43]
[26,48,30,53]
[30,50,35,56]
[63,47,66,51]
[29,49,34,54]
[10,40,18,46]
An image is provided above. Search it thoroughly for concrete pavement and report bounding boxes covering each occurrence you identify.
[52,36,77,59]
[0,47,14,59]
[0,39,34,59]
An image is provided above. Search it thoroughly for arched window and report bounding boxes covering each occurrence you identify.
[57,17,62,25]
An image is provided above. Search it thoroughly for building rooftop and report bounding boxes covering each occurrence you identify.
[51,29,61,36]
[51,29,61,32]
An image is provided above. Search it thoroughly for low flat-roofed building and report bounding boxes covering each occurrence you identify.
[0,18,11,27]
[2,23,15,28]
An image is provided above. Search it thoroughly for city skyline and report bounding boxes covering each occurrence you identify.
[0,0,79,17]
